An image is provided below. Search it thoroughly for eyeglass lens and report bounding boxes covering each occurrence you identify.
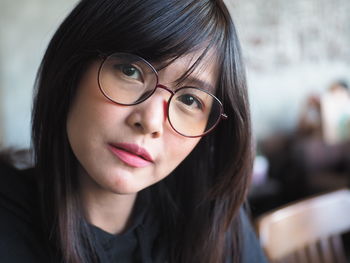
[98,53,223,137]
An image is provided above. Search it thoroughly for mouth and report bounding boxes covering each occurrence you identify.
[108,143,154,168]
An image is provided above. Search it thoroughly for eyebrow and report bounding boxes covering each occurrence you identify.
[175,76,216,92]
[152,61,216,92]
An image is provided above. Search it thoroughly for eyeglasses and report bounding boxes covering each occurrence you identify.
[97,53,227,138]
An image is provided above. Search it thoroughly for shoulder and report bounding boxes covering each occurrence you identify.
[239,208,268,263]
[0,162,48,262]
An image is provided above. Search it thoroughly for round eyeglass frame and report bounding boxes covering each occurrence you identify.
[97,52,228,138]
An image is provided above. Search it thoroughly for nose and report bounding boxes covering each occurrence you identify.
[126,88,170,138]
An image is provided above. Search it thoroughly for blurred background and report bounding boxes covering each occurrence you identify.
[0,0,350,213]
[0,0,77,148]
[229,0,350,217]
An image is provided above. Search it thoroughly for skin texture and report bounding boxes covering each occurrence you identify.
[66,51,218,233]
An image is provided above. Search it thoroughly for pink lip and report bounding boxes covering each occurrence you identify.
[108,143,154,168]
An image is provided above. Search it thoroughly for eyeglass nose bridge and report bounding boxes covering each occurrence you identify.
[144,84,176,106]
[154,84,175,96]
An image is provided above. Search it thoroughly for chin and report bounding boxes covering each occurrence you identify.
[106,171,148,195]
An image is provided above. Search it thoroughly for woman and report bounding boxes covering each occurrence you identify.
[0,0,267,262]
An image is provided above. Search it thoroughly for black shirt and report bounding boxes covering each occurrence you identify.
[0,162,268,262]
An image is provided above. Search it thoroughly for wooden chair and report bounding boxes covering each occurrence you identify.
[255,189,350,263]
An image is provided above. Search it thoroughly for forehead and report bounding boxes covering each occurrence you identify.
[155,49,219,92]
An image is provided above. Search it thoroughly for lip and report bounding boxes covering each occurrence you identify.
[108,142,154,168]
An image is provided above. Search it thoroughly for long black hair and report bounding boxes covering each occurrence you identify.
[32,0,252,262]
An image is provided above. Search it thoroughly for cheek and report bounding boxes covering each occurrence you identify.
[67,88,126,142]
[66,99,100,149]
[162,133,201,170]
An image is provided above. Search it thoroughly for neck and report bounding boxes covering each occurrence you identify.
[78,169,137,234]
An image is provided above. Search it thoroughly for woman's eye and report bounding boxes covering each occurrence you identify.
[115,64,142,81]
[177,94,203,110]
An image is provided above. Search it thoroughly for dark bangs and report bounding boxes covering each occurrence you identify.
[64,0,227,73]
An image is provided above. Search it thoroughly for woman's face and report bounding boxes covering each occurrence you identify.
[67,51,218,195]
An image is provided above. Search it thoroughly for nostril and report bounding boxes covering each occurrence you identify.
[134,122,142,128]
[151,131,161,138]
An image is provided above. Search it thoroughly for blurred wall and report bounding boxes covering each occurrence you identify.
[229,0,350,138]
[0,0,78,148]
[0,0,349,148]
